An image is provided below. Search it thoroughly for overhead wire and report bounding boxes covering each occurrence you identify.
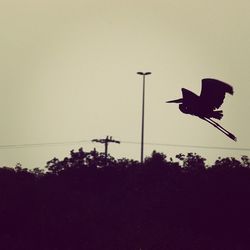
[121,141,250,151]
[0,139,249,151]
[0,140,91,149]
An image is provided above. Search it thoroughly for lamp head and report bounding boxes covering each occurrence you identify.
[137,72,152,75]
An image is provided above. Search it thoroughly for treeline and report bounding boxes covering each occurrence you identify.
[0,149,250,250]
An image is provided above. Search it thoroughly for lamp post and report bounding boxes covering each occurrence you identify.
[137,71,151,164]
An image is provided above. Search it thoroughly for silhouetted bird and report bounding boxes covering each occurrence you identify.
[166,78,237,141]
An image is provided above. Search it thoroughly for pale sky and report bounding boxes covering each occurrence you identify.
[0,0,249,168]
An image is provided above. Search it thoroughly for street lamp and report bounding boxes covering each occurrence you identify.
[137,71,152,164]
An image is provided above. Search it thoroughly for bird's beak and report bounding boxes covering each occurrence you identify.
[166,98,183,103]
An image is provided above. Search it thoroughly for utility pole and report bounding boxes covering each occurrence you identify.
[92,136,120,161]
[137,72,152,164]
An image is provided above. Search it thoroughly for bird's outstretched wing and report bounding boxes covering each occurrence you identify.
[200,78,233,109]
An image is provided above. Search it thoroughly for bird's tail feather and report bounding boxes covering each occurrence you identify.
[211,110,223,120]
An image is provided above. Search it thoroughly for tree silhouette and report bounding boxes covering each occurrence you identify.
[0,149,249,250]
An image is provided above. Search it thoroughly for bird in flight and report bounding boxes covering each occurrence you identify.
[166,78,237,141]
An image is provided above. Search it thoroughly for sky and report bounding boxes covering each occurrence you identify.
[0,0,249,168]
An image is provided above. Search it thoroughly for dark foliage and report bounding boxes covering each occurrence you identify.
[0,149,249,250]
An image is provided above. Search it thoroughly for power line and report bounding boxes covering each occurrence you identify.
[121,141,250,152]
[0,139,249,152]
[0,140,91,149]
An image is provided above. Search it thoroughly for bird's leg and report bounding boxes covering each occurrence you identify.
[208,118,237,141]
[204,118,227,135]
[210,119,230,132]
[204,118,236,141]
[202,117,237,141]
